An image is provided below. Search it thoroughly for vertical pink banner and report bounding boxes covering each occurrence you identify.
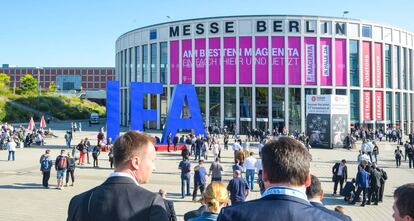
[363,90,373,121]
[169,40,179,84]
[255,36,268,84]
[239,36,252,84]
[374,43,383,88]
[195,38,206,84]
[208,38,220,84]
[271,36,285,84]
[224,37,236,84]
[320,38,332,85]
[335,39,347,86]
[362,41,372,87]
[288,37,301,85]
[181,39,192,84]
[304,37,317,85]
[375,91,384,120]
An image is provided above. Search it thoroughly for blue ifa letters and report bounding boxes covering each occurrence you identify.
[106,81,206,144]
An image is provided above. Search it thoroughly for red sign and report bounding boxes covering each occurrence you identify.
[363,90,373,120]
[362,41,372,87]
[374,43,383,88]
[375,91,384,120]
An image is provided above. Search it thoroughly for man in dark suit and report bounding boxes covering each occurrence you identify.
[217,137,345,221]
[67,131,169,221]
[158,189,177,221]
[306,175,352,221]
[332,159,348,195]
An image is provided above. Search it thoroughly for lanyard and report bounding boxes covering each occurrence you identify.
[261,186,309,202]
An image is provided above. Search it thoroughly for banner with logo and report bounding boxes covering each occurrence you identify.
[304,37,317,85]
[255,36,269,84]
[320,38,332,85]
[363,90,373,120]
[288,37,301,85]
[374,42,383,88]
[239,36,253,84]
[362,41,372,87]
[169,40,179,84]
[182,39,192,84]
[195,38,206,84]
[272,36,285,84]
[375,91,384,120]
[335,39,347,86]
[223,37,236,84]
[208,37,220,84]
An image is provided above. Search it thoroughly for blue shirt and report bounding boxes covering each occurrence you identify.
[227,177,249,203]
[179,160,191,176]
[194,165,207,185]
[232,164,243,172]
[191,212,218,221]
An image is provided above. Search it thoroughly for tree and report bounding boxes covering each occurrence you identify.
[48,82,57,93]
[0,73,11,95]
[20,74,37,95]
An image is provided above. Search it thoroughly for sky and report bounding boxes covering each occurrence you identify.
[1,0,413,67]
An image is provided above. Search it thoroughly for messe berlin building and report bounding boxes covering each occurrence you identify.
[116,15,414,135]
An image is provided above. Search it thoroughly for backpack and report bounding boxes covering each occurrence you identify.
[41,158,50,171]
[382,169,388,181]
[57,156,67,170]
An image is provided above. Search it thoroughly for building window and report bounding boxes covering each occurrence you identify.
[160,87,167,127]
[394,46,400,89]
[273,88,285,133]
[385,44,392,88]
[288,88,301,132]
[142,45,148,82]
[135,46,141,82]
[402,48,407,90]
[196,87,206,122]
[320,89,332,95]
[209,87,220,127]
[350,90,360,124]
[386,92,392,124]
[362,25,372,38]
[395,92,401,122]
[240,87,252,135]
[336,89,347,95]
[349,40,359,86]
[224,87,236,132]
[403,93,407,122]
[160,42,168,84]
[128,48,132,83]
[150,43,157,82]
[409,49,413,90]
[256,88,269,131]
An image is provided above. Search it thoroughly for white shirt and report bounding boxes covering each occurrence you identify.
[366,142,374,152]
[258,143,264,153]
[7,141,16,151]
[108,172,139,186]
[244,156,257,171]
[213,143,219,154]
[255,159,263,171]
[232,142,241,151]
[337,164,345,176]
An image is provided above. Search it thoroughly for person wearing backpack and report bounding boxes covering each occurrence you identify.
[40,149,53,188]
[55,149,68,190]
[65,152,76,187]
[76,140,85,165]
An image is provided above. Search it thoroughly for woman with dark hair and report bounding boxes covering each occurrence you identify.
[92,145,100,167]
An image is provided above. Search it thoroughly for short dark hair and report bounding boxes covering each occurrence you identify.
[262,137,311,185]
[341,159,346,164]
[113,131,155,167]
[394,183,414,218]
[306,175,322,199]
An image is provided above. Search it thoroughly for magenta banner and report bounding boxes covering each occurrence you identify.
[304,37,317,85]
[319,38,332,86]
[208,38,220,84]
[374,42,383,88]
[255,36,268,84]
[239,36,252,84]
[271,36,285,84]
[195,38,206,84]
[169,40,179,84]
[335,39,347,86]
[224,37,236,84]
[182,39,192,84]
[288,37,301,85]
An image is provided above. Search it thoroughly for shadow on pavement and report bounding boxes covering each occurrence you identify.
[0,182,45,189]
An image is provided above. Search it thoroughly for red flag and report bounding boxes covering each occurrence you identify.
[27,117,35,131]
[40,115,47,128]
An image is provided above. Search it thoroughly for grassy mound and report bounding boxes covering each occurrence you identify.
[0,96,39,122]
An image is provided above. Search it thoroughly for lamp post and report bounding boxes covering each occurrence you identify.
[36,67,43,96]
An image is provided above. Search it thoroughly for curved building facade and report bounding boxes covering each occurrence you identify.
[116,15,414,134]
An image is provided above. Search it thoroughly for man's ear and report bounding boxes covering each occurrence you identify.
[304,174,311,188]
[262,169,269,183]
[131,156,140,170]
[320,189,324,201]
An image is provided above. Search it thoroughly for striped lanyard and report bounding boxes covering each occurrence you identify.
[261,186,308,202]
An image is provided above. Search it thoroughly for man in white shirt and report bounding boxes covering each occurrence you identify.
[244,152,257,191]
[7,139,17,161]
[232,140,242,162]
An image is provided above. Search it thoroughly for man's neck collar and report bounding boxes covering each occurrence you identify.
[265,183,307,193]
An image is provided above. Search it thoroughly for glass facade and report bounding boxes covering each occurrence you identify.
[320,89,332,95]
[196,87,206,122]
[142,45,148,82]
[272,88,285,132]
[394,46,400,89]
[150,43,157,82]
[224,87,236,132]
[240,87,252,135]
[402,48,407,90]
[256,88,269,131]
[386,92,392,123]
[395,92,401,122]
[160,42,168,84]
[209,87,220,127]
[160,87,168,127]
[350,90,360,123]
[350,40,359,86]
[135,46,141,82]
[385,44,392,88]
[288,88,301,133]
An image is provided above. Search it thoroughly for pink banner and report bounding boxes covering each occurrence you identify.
[182,39,192,84]
[169,40,179,84]
[304,37,317,85]
[362,41,372,87]
[288,37,301,85]
[239,36,252,84]
[320,38,332,85]
[363,90,373,121]
[335,39,347,86]
[195,38,206,84]
[224,37,236,84]
[375,91,384,120]
[208,38,220,84]
[374,43,383,88]
[271,36,285,84]
[255,36,268,84]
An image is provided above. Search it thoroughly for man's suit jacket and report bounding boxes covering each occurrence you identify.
[163,199,177,221]
[310,201,352,221]
[67,176,168,221]
[332,163,348,180]
[217,194,344,221]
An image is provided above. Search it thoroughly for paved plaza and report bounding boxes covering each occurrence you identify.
[0,122,413,221]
